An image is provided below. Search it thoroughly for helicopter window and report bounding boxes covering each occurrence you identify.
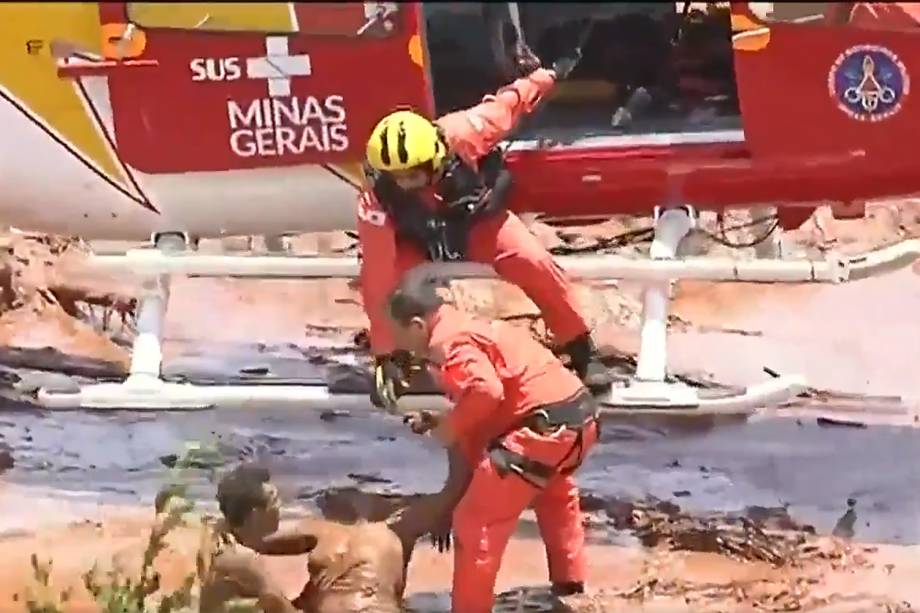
[423,2,741,142]
[423,3,514,115]
[127,2,400,38]
[509,1,742,141]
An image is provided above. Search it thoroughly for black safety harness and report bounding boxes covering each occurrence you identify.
[370,148,513,262]
[488,389,599,489]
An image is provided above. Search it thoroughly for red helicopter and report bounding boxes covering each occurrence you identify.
[2,2,917,411]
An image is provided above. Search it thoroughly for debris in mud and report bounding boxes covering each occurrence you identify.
[612,537,879,613]
[816,416,868,429]
[159,454,180,469]
[347,472,392,485]
[0,348,123,381]
[319,409,350,422]
[591,494,890,612]
[604,497,817,566]
[0,232,135,376]
[831,498,858,539]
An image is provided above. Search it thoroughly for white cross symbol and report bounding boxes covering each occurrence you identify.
[246,36,311,98]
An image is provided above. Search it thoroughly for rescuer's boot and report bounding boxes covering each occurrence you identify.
[552,581,586,597]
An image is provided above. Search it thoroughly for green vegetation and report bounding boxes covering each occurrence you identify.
[20,440,257,613]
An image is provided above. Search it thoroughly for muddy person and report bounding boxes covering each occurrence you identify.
[386,277,601,613]
[357,38,612,409]
[200,461,468,613]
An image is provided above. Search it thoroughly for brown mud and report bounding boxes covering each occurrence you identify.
[0,487,917,612]
[0,200,919,611]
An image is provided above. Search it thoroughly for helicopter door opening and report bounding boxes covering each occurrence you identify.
[422,3,515,116]
[424,2,743,144]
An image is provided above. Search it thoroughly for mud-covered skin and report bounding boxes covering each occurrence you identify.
[292,480,462,612]
[206,492,452,613]
[293,519,406,613]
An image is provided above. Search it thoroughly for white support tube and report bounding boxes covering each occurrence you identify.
[635,208,694,382]
[84,251,860,282]
[126,274,170,382]
[83,238,919,283]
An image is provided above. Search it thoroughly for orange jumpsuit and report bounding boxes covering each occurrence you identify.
[831,2,920,28]
[357,68,590,358]
[426,304,599,613]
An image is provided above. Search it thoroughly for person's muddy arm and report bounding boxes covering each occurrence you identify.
[388,444,472,546]
[249,525,319,556]
[203,548,299,613]
[200,580,297,613]
[435,443,473,515]
[199,575,239,613]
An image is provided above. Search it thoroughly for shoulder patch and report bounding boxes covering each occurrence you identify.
[357,194,387,227]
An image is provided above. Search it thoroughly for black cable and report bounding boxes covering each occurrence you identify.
[547,211,781,255]
[703,213,781,249]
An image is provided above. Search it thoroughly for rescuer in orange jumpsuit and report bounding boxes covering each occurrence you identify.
[386,276,601,613]
[358,44,611,409]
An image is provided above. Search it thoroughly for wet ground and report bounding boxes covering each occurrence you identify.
[1,204,920,610]
[1,405,920,546]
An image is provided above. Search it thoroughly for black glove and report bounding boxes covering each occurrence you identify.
[370,353,411,413]
[511,39,542,79]
[495,15,542,80]
[552,49,582,81]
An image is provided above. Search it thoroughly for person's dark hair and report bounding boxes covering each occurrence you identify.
[387,274,446,325]
[217,464,273,527]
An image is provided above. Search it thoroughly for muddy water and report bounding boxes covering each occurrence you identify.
[2,251,919,567]
[2,400,919,545]
[671,267,920,402]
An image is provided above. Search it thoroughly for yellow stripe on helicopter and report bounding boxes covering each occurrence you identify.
[0,3,135,195]
[126,2,298,32]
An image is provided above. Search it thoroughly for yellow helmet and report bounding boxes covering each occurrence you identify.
[366,110,446,172]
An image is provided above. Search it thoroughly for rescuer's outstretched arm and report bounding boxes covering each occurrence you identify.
[436,68,557,165]
[356,191,426,357]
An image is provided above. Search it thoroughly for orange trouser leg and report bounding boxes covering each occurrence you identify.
[512,421,599,585]
[452,424,598,612]
[534,474,587,584]
[451,453,536,613]
[467,211,590,346]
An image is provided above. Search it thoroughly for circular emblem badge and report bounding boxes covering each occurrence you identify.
[828,44,910,122]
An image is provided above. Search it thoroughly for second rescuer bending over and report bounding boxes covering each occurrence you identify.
[387,278,601,613]
[358,51,609,405]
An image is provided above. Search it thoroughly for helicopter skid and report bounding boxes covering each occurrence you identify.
[33,209,920,412]
[597,376,807,417]
[35,375,451,412]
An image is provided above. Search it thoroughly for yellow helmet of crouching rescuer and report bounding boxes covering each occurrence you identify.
[365,110,447,173]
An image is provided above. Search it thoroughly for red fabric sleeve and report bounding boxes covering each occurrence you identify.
[436,68,557,167]
[356,190,403,356]
[440,339,505,439]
